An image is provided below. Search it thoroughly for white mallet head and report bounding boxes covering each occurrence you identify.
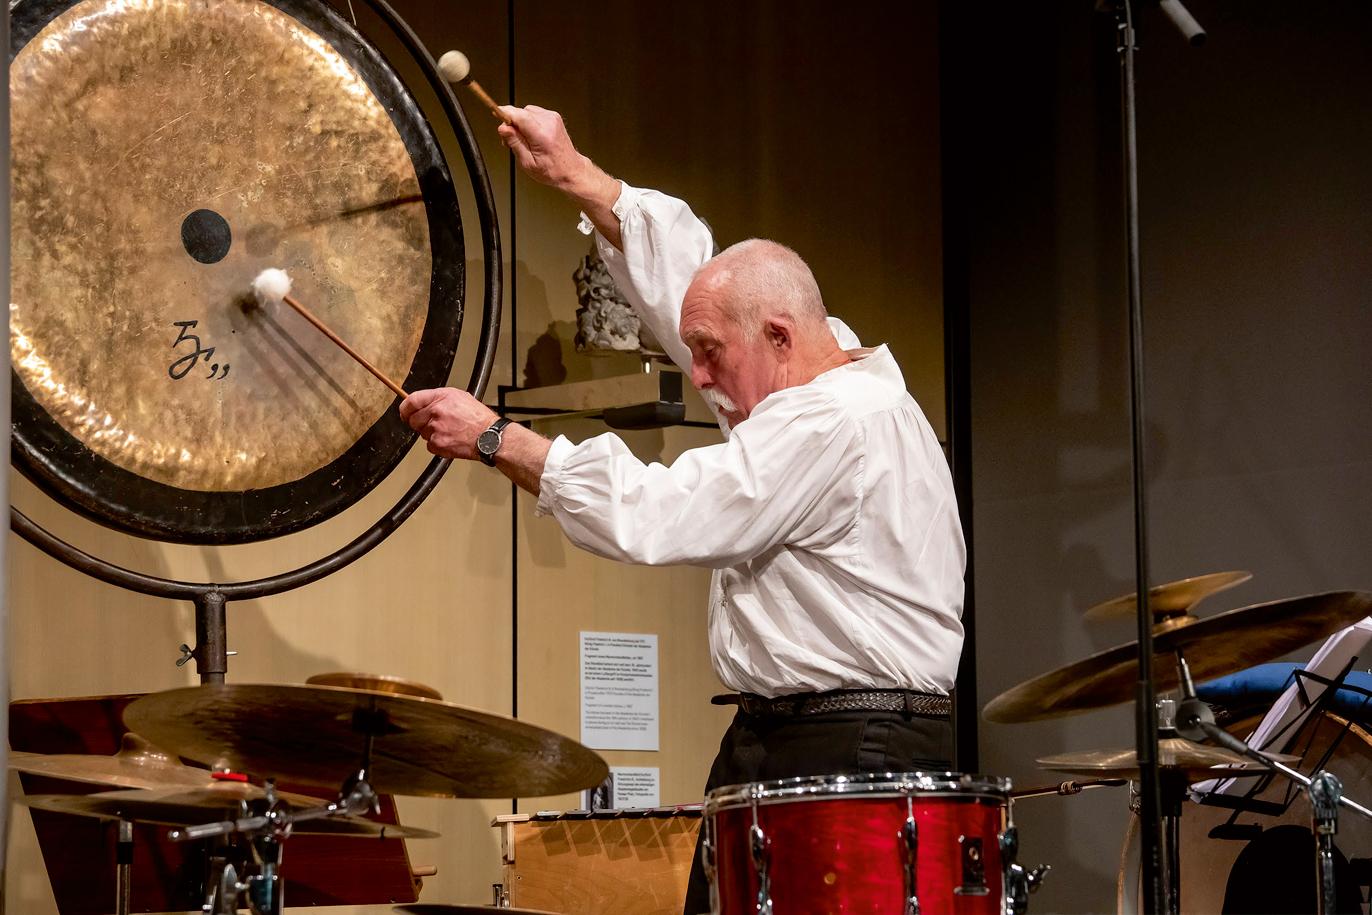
[251,267,292,310]
[438,50,471,85]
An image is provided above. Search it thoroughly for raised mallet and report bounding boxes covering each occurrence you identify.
[438,50,512,125]
[251,268,409,399]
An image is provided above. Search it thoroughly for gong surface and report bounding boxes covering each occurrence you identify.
[10,0,464,542]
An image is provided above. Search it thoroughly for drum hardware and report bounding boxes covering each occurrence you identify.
[702,804,720,915]
[900,793,919,915]
[747,783,773,915]
[998,824,1049,915]
[1174,655,1372,914]
[1009,779,1128,800]
[116,819,133,915]
[956,835,989,895]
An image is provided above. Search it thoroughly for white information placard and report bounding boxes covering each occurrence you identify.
[580,631,659,751]
[609,766,661,808]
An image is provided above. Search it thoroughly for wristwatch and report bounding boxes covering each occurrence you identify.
[476,417,513,466]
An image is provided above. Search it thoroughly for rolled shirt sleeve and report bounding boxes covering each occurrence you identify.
[535,384,862,569]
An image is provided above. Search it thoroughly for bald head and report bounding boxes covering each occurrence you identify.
[688,239,828,338]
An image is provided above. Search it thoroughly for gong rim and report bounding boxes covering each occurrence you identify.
[9,0,465,544]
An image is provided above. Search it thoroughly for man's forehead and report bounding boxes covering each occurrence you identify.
[680,294,725,342]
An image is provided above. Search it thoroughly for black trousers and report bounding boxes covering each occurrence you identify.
[682,707,954,915]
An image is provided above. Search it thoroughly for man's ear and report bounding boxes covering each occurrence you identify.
[764,318,792,353]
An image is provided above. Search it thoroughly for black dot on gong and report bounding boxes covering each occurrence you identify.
[180,209,232,264]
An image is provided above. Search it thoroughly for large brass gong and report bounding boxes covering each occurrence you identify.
[10,0,466,542]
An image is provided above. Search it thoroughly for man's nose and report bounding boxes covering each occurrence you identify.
[691,362,712,390]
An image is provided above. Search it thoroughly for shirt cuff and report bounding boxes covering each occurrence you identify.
[576,180,638,236]
[534,434,576,516]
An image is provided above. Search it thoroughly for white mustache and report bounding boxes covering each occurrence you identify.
[702,388,738,414]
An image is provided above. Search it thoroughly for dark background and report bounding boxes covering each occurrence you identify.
[945,1,1372,909]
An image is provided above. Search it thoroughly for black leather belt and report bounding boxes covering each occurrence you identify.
[711,688,952,719]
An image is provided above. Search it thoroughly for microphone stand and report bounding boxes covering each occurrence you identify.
[1174,654,1371,915]
[1096,0,1206,910]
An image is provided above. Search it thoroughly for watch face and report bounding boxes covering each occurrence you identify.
[477,428,500,455]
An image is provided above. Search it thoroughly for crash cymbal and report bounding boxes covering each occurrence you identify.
[394,907,559,915]
[1037,740,1298,782]
[1083,571,1252,623]
[21,785,436,839]
[9,732,213,790]
[124,682,609,799]
[10,0,465,543]
[306,672,443,701]
[984,590,1372,723]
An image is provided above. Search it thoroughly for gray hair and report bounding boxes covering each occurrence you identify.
[692,239,827,338]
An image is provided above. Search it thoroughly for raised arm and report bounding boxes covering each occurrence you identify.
[496,105,712,378]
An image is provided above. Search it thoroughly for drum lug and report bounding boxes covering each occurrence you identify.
[901,804,920,915]
[749,823,772,915]
[703,809,720,914]
[1000,825,1028,915]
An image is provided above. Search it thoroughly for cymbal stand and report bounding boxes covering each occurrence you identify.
[168,743,382,914]
[115,819,133,915]
[1174,654,1372,915]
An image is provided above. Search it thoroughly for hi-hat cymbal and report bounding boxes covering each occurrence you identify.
[21,785,436,839]
[1083,571,1253,624]
[9,732,212,791]
[124,682,608,799]
[984,590,1372,724]
[1037,740,1298,782]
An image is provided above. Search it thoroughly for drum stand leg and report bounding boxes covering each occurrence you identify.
[115,819,133,915]
[1310,771,1343,915]
[1159,771,1187,915]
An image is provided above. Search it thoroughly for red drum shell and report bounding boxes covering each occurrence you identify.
[707,774,1010,915]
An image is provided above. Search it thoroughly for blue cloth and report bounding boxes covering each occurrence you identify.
[1198,662,1372,724]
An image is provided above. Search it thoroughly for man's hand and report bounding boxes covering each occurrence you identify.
[400,388,497,461]
[496,105,588,190]
[497,104,623,249]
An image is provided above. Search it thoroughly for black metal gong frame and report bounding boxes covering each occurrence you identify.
[9,0,504,685]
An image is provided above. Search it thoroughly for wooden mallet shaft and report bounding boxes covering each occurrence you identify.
[280,293,409,399]
[438,50,513,125]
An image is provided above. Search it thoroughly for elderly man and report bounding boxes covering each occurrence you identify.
[400,105,965,913]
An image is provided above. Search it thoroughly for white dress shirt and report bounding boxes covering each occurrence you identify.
[536,182,965,696]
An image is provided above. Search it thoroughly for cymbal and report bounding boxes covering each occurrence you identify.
[9,732,212,791]
[21,785,436,839]
[1083,571,1252,623]
[1037,740,1298,782]
[984,590,1372,723]
[124,682,609,799]
[394,907,560,914]
[306,672,443,701]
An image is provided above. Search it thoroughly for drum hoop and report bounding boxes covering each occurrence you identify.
[705,771,1011,812]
